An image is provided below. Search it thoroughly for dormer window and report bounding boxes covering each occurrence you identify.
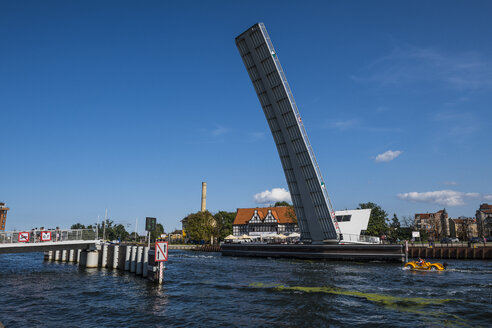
[264,210,278,223]
[249,210,262,224]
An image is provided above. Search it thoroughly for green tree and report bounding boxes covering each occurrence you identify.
[71,223,86,229]
[150,223,165,241]
[214,211,236,239]
[274,201,290,207]
[358,202,389,237]
[389,214,401,241]
[183,211,216,243]
[100,219,115,240]
[286,205,297,224]
[112,224,130,241]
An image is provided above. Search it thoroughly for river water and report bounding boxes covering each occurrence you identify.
[0,251,491,327]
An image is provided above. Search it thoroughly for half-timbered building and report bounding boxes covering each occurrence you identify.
[232,206,299,236]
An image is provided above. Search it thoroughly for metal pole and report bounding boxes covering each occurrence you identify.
[405,240,409,263]
[158,262,164,285]
[96,216,99,240]
[103,208,107,241]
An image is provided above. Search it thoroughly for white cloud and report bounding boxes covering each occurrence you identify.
[248,131,266,140]
[352,44,492,90]
[397,190,486,207]
[211,125,228,136]
[483,195,492,202]
[253,188,292,204]
[329,119,360,131]
[325,117,403,133]
[375,150,402,162]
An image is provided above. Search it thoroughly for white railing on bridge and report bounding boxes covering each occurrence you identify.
[0,229,96,245]
[339,234,380,244]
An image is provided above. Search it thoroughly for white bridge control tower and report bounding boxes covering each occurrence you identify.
[236,23,341,243]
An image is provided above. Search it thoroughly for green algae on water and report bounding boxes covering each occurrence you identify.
[248,283,456,314]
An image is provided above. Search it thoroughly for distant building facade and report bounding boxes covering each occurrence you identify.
[414,209,449,239]
[476,203,492,237]
[169,229,184,243]
[232,206,299,236]
[0,202,9,231]
[449,217,478,240]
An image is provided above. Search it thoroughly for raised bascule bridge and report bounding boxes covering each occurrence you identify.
[221,23,404,261]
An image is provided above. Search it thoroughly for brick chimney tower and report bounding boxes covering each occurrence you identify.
[201,182,207,212]
[0,202,9,231]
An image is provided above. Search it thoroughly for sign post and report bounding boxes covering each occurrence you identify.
[146,217,157,249]
[155,241,168,285]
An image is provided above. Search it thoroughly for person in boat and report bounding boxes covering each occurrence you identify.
[418,258,425,266]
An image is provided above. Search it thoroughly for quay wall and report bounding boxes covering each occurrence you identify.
[408,246,492,260]
[221,244,405,262]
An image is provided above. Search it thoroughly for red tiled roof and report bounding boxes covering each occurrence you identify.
[415,209,447,218]
[451,218,476,224]
[233,206,295,225]
[479,203,492,212]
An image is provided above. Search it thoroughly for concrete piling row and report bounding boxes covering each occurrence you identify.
[44,244,160,282]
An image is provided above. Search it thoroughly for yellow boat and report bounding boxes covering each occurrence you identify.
[404,260,446,271]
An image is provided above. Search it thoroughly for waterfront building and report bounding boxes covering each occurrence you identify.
[0,202,9,231]
[232,206,371,238]
[414,209,449,239]
[232,206,298,237]
[169,229,184,243]
[334,209,372,236]
[449,217,478,240]
[476,203,492,237]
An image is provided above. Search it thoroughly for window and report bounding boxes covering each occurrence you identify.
[336,215,352,222]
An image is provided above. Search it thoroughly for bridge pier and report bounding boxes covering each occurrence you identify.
[100,244,108,268]
[44,251,53,261]
[80,250,99,268]
[36,243,157,282]
[107,245,115,269]
[142,246,149,278]
[111,245,119,269]
[130,246,137,273]
[68,249,75,262]
[136,246,143,275]
[124,246,131,271]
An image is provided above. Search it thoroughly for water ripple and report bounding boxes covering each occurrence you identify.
[1,252,491,327]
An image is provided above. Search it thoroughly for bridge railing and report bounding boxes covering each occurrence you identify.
[0,229,96,244]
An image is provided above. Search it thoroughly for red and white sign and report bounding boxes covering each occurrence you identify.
[41,231,52,242]
[155,241,168,262]
[18,232,30,242]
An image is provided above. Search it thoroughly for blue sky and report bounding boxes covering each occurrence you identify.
[1,1,491,232]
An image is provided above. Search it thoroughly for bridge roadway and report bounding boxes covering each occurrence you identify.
[0,240,98,254]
